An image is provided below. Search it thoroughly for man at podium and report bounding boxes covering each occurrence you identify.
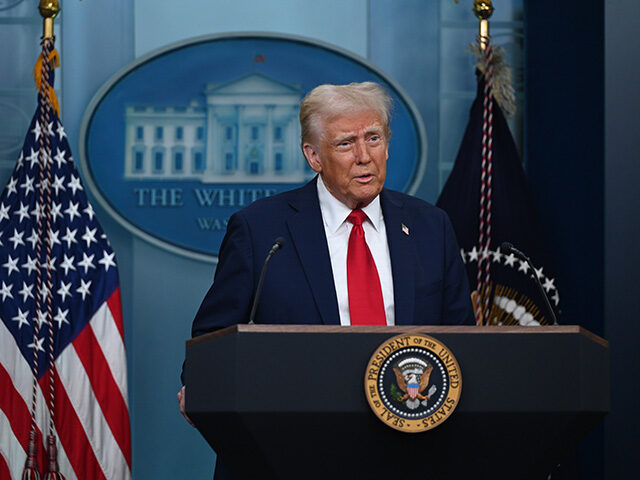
[179,81,474,476]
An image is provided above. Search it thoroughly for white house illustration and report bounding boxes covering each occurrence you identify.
[123,72,311,183]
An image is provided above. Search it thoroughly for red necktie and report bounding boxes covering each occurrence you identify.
[346,209,386,325]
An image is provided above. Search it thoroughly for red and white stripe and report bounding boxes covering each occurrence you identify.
[0,288,130,479]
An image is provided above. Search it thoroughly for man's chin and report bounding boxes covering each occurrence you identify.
[352,187,383,208]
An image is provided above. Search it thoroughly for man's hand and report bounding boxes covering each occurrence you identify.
[177,386,195,427]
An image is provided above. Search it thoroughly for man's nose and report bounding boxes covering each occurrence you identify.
[354,139,371,163]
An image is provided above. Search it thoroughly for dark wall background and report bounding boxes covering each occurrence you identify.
[603,0,640,479]
[525,1,605,337]
[525,2,604,477]
[526,0,640,478]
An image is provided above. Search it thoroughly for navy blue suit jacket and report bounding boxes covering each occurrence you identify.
[192,177,474,336]
[189,178,474,479]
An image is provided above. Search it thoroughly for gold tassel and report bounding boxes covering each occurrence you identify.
[33,49,60,117]
[21,430,41,480]
[43,434,66,480]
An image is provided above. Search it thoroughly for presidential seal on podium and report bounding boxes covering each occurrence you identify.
[364,334,462,433]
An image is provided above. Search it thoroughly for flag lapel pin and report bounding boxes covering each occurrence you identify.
[401,223,410,236]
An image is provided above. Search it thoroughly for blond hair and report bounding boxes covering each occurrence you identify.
[299,82,392,146]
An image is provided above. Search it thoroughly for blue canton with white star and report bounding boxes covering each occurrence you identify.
[0,102,120,379]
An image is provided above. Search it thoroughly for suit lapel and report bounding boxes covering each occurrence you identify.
[381,190,415,325]
[286,179,340,325]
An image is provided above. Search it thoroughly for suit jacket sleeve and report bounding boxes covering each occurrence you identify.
[191,211,255,337]
[441,211,475,325]
[180,212,256,385]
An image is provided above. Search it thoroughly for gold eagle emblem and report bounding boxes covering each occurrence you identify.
[393,364,433,402]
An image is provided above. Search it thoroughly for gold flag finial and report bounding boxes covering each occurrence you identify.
[473,1,494,50]
[473,0,494,20]
[39,0,61,39]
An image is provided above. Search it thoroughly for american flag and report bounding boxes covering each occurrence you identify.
[0,54,131,478]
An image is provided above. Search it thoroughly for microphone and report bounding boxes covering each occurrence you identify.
[500,242,526,259]
[249,237,285,323]
[500,242,559,326]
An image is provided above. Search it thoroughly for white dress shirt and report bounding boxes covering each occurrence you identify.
[316,176,395,326]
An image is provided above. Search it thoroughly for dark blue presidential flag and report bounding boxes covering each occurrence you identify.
[0,42,131,479]
[437,70,561,326]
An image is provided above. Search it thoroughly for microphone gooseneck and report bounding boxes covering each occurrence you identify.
[249,237,286,323]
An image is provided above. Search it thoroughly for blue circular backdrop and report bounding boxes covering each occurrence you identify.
[80,33,426,261]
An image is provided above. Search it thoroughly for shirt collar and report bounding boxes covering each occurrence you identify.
[317,175,382,234]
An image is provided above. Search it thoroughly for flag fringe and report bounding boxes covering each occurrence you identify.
[471,290,484,325]
[22,470,41,480]
[470,42,516,117]
[33,49,60,116]
[43,474,65,480]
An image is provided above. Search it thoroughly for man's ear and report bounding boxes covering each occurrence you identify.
[303,143,322,173]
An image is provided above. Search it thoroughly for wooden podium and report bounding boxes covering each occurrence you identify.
[185,325,609,479]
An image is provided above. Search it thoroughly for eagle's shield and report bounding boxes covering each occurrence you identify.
[407,383,419,399]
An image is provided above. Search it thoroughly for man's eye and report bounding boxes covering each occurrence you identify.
[369,135,381,142]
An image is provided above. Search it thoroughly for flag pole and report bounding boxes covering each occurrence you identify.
[470,0,495,324]
[39,0,67,476]
[21,3,63,480]
[39,1,60,39]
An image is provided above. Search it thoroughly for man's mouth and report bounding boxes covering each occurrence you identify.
[354,174,374,183]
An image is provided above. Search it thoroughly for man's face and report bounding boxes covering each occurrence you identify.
[303,110,388,209]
